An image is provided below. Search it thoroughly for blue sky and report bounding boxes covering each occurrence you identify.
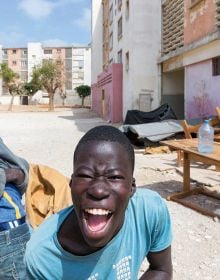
[0,0,91,48]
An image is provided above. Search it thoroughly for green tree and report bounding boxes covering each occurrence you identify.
[75,85,91,107]
[0,63,21,111]
[33,60,64,111]
[23,70,42,104]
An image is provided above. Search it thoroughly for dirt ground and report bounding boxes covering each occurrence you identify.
[0,106,220,280]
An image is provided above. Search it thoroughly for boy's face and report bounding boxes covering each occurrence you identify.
[71,141,135,250]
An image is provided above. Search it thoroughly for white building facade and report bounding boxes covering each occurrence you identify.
[91,0,162,122]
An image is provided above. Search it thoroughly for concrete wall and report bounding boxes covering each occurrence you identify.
[119,0,162,116]
[185,59,220,119]
[91,0,103,84]
[84,47,91,86]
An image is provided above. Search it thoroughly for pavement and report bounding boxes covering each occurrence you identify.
[0,106,220,280]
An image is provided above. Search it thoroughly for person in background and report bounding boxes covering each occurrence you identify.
[25,125,173,280]
[0,137,30,280]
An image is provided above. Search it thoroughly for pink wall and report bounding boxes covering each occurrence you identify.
[184,0,216,45]
[91,63,123,123]
[185,60,220,118]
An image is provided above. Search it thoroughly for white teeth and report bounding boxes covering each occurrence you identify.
[85,208,111,215]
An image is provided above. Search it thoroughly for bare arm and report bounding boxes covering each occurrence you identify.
[140,246,172,280]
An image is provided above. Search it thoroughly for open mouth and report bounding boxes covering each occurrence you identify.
[83,208,113,232]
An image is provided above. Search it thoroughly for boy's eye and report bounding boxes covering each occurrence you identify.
[77,174,93,179]
[108,175,124,180]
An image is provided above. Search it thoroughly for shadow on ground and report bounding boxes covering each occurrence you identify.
[58,108,113,133]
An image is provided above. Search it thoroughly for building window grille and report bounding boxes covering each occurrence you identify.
[213,57,220,76]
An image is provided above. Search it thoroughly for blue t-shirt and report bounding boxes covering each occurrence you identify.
[25,189,172,280]
[0,183,25,223]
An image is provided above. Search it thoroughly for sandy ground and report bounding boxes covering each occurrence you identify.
[0,106,220,280]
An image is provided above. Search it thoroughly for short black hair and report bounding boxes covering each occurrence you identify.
[74,125,135,171]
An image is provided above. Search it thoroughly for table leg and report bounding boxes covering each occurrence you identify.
[183,152,190,192]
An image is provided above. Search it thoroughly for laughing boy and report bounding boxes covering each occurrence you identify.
[25,125,172,280]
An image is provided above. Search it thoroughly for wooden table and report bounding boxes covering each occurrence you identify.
[160,138,220,218]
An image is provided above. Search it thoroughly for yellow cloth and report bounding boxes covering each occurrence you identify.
[25,164,72,229]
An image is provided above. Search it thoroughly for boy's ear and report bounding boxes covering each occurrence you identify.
[130,178,136,197]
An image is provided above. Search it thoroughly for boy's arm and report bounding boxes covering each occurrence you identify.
[0,167,25,197]
[140,246,172,280]
[5,168,25,185]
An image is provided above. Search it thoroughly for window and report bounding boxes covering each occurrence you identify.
[12,49,16,54]
[118,50,122,64]
[213,57,220,76]
[45,49,52,54]
[118,0,122,10]
[109,5,113,24]
[78,72,84,79]
[65,80,72,90]
[125,51,129,71]
[44,49,52,54]
[3,49,7,55]
[20,71,28,81]
[65,48,72,58]
[23,50,27,55]
[65,59,72,70]
[78,60,84,69]
[56,48,61,53]
[118,17,122,39]
[12,61,17,66]
[126,0,129,19]
[21,60,27,66]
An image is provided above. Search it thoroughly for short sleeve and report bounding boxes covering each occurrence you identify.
[149,196,173,252]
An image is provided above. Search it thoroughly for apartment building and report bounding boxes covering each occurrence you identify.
[160,0,220,119]
[0,43,91,106]
[91,0,162,123]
